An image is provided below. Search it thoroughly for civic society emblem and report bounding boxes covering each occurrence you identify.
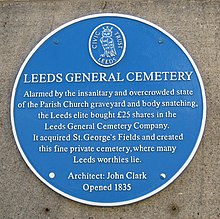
[89,23,126,67]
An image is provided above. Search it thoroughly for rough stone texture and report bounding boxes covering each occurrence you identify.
[0,0,219,218]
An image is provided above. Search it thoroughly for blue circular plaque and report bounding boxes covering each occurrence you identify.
[11,14,206,206]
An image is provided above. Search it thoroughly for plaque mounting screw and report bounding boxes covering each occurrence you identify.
[49,172,55,179]
[160,173,166,179]
[158,38,164,44]
[53,39,59,45]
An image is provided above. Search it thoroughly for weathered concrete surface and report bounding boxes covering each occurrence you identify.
[0,0,219,218]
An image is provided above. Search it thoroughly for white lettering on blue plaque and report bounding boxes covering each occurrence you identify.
[11,14,206,206]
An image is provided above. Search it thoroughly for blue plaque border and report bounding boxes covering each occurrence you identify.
[11,13,206,206]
